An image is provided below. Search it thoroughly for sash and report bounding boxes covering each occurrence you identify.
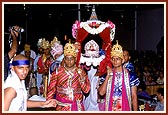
[124,69,132,110]
[56,95,83,111]
[105,70,114,111]
[106,67,131,111]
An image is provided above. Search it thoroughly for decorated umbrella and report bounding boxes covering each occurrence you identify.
[72,5,116,76]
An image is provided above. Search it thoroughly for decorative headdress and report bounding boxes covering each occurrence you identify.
[24,44,30,51]
[111,40,123,59]
[64,40,76,57]
[51,36,60,45]
[84,40,99,57]
[37,38,43,48]
[41,38,50,49]
[50,36,63,57]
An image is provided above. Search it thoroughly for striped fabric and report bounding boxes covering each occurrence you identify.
[47,66,90,111]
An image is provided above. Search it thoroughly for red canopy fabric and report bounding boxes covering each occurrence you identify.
[73,19,115,75]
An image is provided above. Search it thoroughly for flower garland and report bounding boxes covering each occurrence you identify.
[80,54,105,67]
[72,20,80,38]
[72,20,115,41]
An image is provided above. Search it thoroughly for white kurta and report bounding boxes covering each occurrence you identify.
[83,66,99,111]
[28,95,46,102]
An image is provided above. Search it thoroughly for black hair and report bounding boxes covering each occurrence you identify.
[157,88,164,96]
[138,80,146,91]
[29,86,38,96]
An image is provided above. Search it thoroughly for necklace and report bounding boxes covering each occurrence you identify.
[64,65,77,100]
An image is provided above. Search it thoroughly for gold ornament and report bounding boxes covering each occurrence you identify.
[139,104,145,111]
[110,40,123,59]
[64,40,76,57]
[50,36,61,48]
[41,38,50,49]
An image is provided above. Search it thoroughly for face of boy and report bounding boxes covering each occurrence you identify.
[25,51,31,57]
[111,56,123,68]
[12,65,29,80]
[123,50,130,63]
[44,48,50,55]
[64,55,76,68]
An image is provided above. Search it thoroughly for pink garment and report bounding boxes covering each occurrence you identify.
[98,102,105,111]
[108,68,131,111]
[56,95,84,111]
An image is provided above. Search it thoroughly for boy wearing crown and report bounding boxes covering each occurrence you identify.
[37,39,52,75]
[37,38,52,97]
[47,42,90,111]
[49,37,64,74]
[98,41,139,111]
[48,37,64,89]
[33,38,44,95]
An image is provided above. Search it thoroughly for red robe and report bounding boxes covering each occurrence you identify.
[37,55,52,75]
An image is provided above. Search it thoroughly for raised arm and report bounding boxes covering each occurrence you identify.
[8,26,19,59]
[98,66,111,96]
[77,68,90,94]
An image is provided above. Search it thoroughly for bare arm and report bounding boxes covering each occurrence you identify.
[131,86,138,111]
[27,100,44,108]
[98,66,112,96]
[98,74,110,96]
[4,87,16,111]
[27,99,56,108]
[77,68,90,94]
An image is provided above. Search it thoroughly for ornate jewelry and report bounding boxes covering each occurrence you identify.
[111,40,123,59]
[64,41,76,57]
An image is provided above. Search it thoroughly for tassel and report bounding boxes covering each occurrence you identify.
[43,75,48,98]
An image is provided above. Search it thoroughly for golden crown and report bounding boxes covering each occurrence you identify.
[64,39,76,57]
[50,36,61,48]
[41,38,50,49]
[111,40,123,59]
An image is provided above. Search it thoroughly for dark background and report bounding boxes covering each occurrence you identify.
[3,3,164,53]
